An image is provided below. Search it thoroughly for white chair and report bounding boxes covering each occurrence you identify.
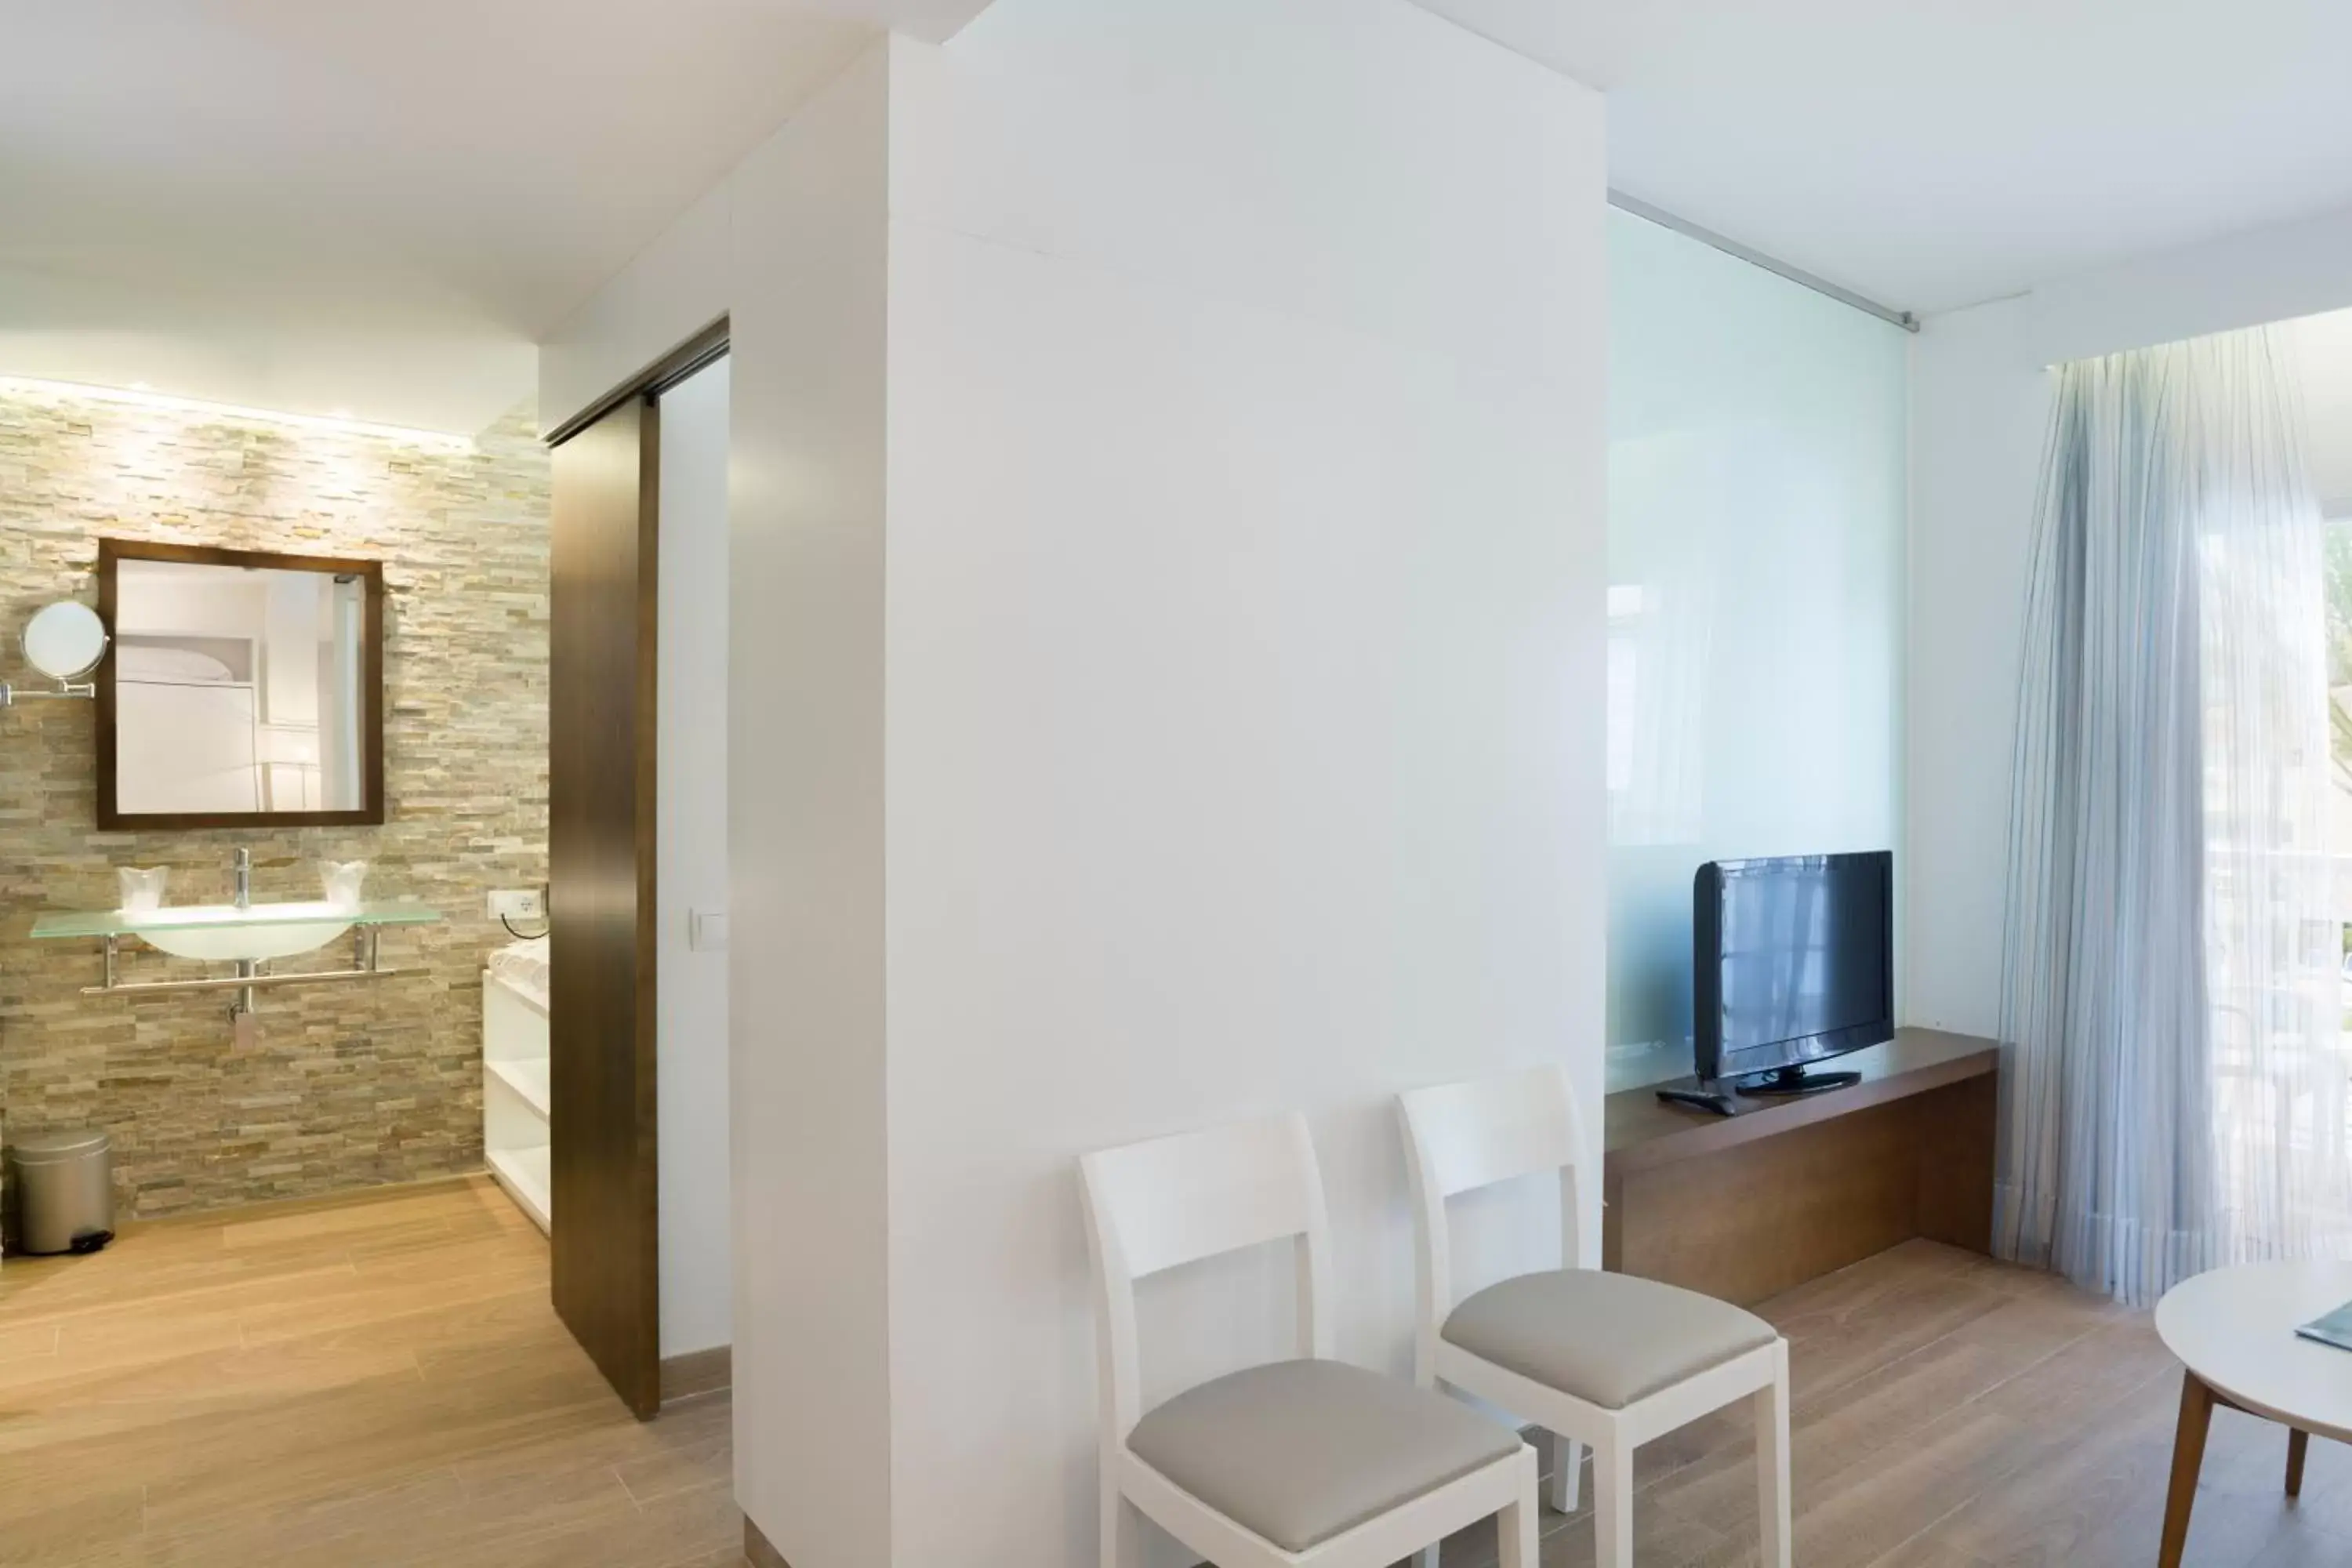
[1079,1112,1540,1568]
[1397,1065,1791,1568]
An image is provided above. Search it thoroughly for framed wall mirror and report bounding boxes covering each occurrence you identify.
[96,539,386,829]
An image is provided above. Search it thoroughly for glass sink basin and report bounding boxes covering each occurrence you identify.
[31,901,441,962]
[123,902,354,961]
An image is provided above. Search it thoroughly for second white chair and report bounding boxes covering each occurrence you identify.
[1397,1065,1792,1568]
[1080,1112,1540,1568]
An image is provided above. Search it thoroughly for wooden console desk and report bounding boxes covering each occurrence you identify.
[1602,1028,1998,1305]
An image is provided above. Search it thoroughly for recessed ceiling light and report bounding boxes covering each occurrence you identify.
[326,408,354,420]
[129,382,152,392]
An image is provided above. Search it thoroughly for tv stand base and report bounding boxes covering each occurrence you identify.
[1652,1064,1864,1117]
[1655,1083,1741,1117]
[1737,1065,1864,1097]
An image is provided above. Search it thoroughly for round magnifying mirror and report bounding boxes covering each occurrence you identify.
[24,601,108,682]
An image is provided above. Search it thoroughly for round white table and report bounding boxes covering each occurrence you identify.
[2154,1261,2352,1566]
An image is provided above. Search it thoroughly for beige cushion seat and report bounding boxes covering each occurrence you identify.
[1125,1358,1522,1552]
[1441,1268,1777,1410]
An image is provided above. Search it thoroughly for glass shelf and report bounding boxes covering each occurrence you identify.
[31,902,443,940]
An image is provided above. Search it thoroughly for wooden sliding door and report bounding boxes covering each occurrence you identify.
[549,395,661,1417]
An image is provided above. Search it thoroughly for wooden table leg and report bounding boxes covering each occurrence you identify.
[2288,1428,2310,1498]
[2159,1372,2216,1568]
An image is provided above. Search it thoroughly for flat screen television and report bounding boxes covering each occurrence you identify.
[1671,851,1893,1109]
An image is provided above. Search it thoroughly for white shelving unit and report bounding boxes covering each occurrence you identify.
[485,1054,549,1119]
[489,1141,550,1232]
[483,968,550,1233]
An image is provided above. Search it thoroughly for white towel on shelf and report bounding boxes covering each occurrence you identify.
[488,934,550,1005]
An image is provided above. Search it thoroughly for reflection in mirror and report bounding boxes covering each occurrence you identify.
[24,601,108,682]
[102,544,383,824]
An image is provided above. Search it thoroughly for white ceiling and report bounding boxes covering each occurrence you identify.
[0,2,984,433]
[10,2,2352,430]
[1419,0,2352,318]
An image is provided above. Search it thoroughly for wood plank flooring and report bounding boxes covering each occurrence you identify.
[1439,1239,2352,1568]
[0,1174,737,1568]
[5,1178,2346,1568]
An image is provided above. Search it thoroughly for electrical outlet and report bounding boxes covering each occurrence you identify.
[488,889,544,922]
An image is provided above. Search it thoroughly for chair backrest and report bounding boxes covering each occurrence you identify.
[1396,1064,1592,1336]
[1078,1112,1334,1443]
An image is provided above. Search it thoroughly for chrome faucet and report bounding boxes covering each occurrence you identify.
[233,847,251,909]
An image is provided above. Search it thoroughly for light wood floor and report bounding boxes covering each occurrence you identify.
[1462,1238,2352,1568]
[5,1181,2347,1568]
[0,1174,738,1568]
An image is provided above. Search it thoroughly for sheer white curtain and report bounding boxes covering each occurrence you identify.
[1997,323,2352,1305]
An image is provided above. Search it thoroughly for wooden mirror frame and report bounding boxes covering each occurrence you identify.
[96,538,387,830]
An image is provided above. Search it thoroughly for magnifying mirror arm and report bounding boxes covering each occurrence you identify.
[0,677,97,706]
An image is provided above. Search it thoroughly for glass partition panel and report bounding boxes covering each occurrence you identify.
[1606,209,1908,1089]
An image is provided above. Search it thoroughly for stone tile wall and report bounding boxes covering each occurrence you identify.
[0,385,549,1219]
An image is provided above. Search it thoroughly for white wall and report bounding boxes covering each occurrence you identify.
[537,180,732,441]
[722,45,896,1568]
[880,5,1604,1564]
[1904,293,2049,1036]
[541,7,1607,1564]
[543,42,896,1568]
[1906,205,2352,1036]
[655,355,733,1359]
[2019,205,2352,371]
[2292,307,2352,515]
